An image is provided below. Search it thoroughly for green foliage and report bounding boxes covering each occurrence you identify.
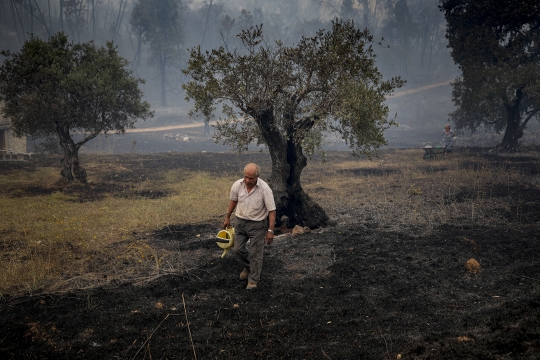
[32,137,62,155]
[183,20,405,156]
[0,32,153,181]
[441,0,540,141]
[442,0,540,67]
[132,0,184,64]
[333,79,398,157]
[0,32,153,140]
[450,63,540,134]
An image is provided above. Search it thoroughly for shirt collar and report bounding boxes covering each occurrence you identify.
[242,178,260,187]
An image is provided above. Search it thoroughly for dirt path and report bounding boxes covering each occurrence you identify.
[124,121,217,133]
[387,79,452,99]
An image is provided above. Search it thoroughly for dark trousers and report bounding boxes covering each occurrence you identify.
[233,217,267,284]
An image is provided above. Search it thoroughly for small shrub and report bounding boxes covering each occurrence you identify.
[409,185,423,195]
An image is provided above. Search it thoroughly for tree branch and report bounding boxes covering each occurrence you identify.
[296,116,316,131]
[519,107,540,131]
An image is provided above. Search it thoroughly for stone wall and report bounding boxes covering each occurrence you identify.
[0,114,9,127]
[0,112,27,153]
[7,129,27,152]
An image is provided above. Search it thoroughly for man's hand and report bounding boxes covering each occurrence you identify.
[266,210,276,245]
[265,231,274,245]
[223,217,231,229]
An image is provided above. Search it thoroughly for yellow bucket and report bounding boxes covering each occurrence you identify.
[216,227,234,258]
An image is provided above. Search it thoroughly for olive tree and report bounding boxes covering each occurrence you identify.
[183,20,404,228]
[441,0,540,152]
[0,33,153,182]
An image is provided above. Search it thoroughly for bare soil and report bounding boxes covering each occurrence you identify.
[1,150,540,359]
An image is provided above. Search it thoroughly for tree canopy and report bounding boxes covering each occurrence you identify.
[0,32,153,182]
[183,20,404,227]
[441,0,540,151]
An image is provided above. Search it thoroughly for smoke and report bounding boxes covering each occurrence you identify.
[1,0,465,152]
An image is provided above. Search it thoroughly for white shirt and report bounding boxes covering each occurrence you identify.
[230,178,276,221]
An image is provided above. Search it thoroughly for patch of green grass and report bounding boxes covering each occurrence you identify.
[0,167,233,296]
[50,191,79,202]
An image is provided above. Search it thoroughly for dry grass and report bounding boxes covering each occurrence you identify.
[1,148,539,297]
[0,168,233,297]
[302,149,538,230]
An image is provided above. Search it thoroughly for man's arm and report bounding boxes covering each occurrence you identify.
[223,200,238,229]
[265,210,276,245]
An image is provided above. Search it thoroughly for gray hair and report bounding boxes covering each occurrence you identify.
[244,163,260,176]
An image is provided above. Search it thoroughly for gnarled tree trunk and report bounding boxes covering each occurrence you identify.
[253,107,331,229]
[57,126,87,183]
[496,90,523,153]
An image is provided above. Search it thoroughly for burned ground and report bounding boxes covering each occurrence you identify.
[1,149,540,359]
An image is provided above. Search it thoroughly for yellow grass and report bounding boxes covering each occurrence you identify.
[0,170,233,296]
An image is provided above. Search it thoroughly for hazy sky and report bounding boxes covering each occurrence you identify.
[188,0,325,20]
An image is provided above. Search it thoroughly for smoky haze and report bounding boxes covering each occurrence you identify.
[1,0,472,154]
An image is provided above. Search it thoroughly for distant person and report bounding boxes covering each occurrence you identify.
[223,163,276,290]
[442,124,455,152]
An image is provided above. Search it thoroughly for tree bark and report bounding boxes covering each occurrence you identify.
[132,32,143,71]
[496,90,523,153]
[59,0,64,31]
[57,126,87,183]
[28,0,34,33]
[200,0,213,48]
[253,107,331,229]
[160,52,167,107]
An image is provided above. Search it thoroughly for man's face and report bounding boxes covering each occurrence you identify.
[244,168,258,188]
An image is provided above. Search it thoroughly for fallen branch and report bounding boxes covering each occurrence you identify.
[378,326,391,359]
[321,347,332,359]
[132,313,170,360]
[183,293,198,360]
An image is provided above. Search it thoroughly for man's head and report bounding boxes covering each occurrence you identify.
[243,163,260,188]
[445,124,451,130]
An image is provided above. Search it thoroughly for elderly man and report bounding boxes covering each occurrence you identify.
[223,163,276,290]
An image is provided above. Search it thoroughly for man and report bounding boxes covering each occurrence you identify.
[442,124,455,153]
[223,163,276,290]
